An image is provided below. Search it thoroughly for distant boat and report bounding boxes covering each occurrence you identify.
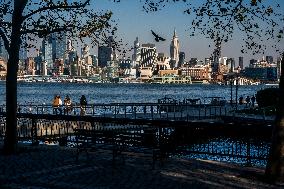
[265,83,279,86]
[250,81,260,85]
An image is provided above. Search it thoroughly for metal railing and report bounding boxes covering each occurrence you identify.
[0,113,272,167]
[0,103,234,121]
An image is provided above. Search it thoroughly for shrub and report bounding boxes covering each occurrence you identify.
[256,88,280,108]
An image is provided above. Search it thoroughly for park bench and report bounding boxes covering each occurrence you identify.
[74,127,175,169]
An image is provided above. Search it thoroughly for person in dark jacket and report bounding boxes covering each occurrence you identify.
[80,95,87,115]
[251,95,256,107]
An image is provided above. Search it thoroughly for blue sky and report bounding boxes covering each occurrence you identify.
[91,0,284,65]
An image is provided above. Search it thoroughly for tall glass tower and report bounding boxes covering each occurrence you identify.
[19,35,28,62]
[41,32,67,70]
[42,36,54,69]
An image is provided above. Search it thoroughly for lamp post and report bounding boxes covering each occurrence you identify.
[230,75,233,106]
[235,76,239,111]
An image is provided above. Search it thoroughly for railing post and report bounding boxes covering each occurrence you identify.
[198,106,201,120]
[187,114,189,122]
[28,104,32,113]
[180,105,183,120]
[102,106,105,117]
[246,138,251,166]
[262,108,266,120]
[92,105,95,116]
[174,104,176,120]
[151,106,154,119]
[124,105,126,118]
[42,103,45,114]
[134,107,136,119]
[31,117,38,145]
[166,105,169,119]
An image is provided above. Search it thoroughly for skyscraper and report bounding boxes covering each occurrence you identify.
[107,36,117,61]
[170,29,179,68]
[98,46,112,68]
[211,42,221,73]
[41,36,53,70]
[52,32,67,61]
[19,36,28,62]
[98,36,116,68]
[34,49,43,75]
[227,58,235,72]
[140,43,157,67]
[132,37,141,66]
[0,38,8,62]
[178,52,185,68]
[239,57,244,69]
[41,32,67,71]
[266,56,273,64]
[277,57,282,79]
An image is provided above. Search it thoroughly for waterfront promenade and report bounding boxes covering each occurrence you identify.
[0,99,278,188]
[0,143,282,189]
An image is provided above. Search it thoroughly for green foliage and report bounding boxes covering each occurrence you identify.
[142,0,283,55]
[256,88,280,108]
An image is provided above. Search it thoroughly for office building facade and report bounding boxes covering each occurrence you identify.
[140,43,157,67]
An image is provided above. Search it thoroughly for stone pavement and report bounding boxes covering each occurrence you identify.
[0,144,282,189]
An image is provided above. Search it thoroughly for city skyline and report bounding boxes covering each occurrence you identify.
[2,1,283,66]
[88,0,284,65]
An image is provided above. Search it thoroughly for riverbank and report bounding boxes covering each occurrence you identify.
[0,144,282,189]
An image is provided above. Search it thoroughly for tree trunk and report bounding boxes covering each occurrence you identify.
[265,53,284,182]
[3,47,20,154]
[3,1,26,155]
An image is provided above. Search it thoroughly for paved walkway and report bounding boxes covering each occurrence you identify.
[0,144,282,189]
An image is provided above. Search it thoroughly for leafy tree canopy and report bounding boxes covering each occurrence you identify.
[0,0,118,51]
[142,0,283,55]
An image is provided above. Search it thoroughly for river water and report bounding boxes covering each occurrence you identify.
[0,81,274,105]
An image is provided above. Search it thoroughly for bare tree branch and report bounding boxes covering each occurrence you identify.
[20,26,72,35]
[22,0,90,20]
[0,27,10,51]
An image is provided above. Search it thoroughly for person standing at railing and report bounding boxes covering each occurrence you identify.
[238,96,244,105]
[64,95,72,115]
[245,96,251,107]
[80,95,87,116]
[251,95,256,107]
[17,104,21,113]
[53,95,62,115]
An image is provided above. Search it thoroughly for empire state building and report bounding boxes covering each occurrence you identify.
[170,29,180,68]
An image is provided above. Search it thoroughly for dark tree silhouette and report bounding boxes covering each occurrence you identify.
[266,52,284,182]
[142,0,284,182]
[0,0,116,155]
